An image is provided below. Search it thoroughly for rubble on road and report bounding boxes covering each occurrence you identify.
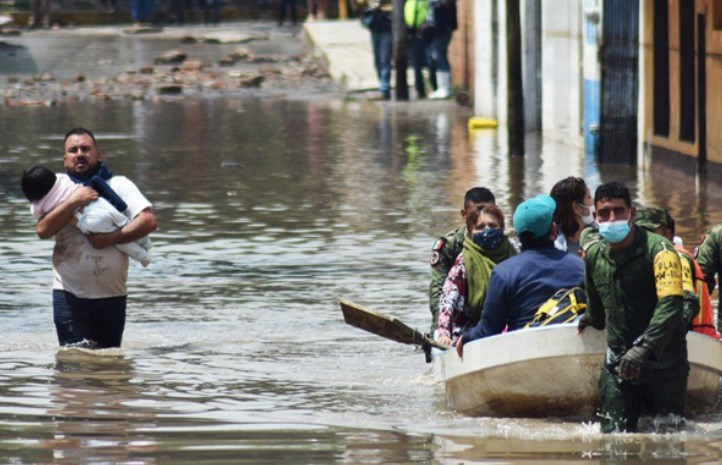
[2,37,334,105]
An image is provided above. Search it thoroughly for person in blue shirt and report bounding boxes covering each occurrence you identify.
[456,194,585,356]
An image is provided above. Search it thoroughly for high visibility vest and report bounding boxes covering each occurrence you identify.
[676,245,721,339]
[404,0,428,28]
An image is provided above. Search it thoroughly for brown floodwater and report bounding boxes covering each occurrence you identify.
[2,62,722,463]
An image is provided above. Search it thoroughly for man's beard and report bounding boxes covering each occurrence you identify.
[69,161,99,179]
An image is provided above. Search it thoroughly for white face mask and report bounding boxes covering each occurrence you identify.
[577,203,596,226]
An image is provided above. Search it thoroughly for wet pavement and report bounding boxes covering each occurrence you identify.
[303,19,379,92]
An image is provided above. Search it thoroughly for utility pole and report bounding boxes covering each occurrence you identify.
[392,0,409,100]
[506,0,524,156]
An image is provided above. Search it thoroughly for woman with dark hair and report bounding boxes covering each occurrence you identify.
[436,204,517,346]
[550,177,595,256]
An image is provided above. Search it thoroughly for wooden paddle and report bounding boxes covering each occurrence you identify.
[339,299,450,351]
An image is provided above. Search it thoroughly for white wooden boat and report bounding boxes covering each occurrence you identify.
[338,300,722,419]
[432,324,722,418]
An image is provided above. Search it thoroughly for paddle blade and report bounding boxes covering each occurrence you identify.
[340,299,424,345]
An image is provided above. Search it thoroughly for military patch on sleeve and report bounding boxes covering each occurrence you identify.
[432,238,446,252]
[654,248,684,299]
[430,237,447,266]
[693,234,707,259]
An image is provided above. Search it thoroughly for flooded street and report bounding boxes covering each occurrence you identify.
[3,26,722,464]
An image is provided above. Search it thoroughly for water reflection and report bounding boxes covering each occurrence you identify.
[638,153,722,245]
[47,350,155,464]
[436,434,694,464]
[2,97,722,463]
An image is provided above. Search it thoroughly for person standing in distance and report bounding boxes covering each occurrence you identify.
[357,0,393,100]
[427,0,457,99]
[35,128,157,349]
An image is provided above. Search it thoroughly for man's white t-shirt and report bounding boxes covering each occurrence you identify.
[51,175,152,299]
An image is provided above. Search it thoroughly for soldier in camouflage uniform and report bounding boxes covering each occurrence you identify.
[694,224,722,331]
[578,182,688,433]
[635,208,701,329]
[428,187,496,332]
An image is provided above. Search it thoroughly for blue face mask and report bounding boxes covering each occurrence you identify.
[599,219,631,244]
[472,228,504,250]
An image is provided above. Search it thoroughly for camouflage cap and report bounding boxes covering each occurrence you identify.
[635,207,668,232]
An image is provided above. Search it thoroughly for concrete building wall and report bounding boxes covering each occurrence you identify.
[582,0,601,155]
[473,0,538,126]
[708,14,722,164]
[522,0,541,130]
[474,0,505,120]
[521,0,542,130]
[448,0,475,92]
[652,0,687,159]
[541,0,584,145]
[473,0,589,144]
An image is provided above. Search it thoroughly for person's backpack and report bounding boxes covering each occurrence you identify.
[524,287,587,328]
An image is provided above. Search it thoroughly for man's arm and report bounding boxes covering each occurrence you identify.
[696,226,722,293]
[36,186,98,239]
[87,208,157,249]
[581,252,606,331]
[429,237,455,330]
[638,247,685,358]
[679,253,700,326]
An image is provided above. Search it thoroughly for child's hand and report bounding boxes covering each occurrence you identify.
[69,186,99,207]
[86,230,120,249]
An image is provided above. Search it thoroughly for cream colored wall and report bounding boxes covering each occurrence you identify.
[541,0,584,146]
[704,53,722,163]
[705,12,722,163]
[644,0,722,164]
[642,0,653,149]
[448,0,474,92]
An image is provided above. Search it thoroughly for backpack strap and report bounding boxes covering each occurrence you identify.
[525,287,588,329]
